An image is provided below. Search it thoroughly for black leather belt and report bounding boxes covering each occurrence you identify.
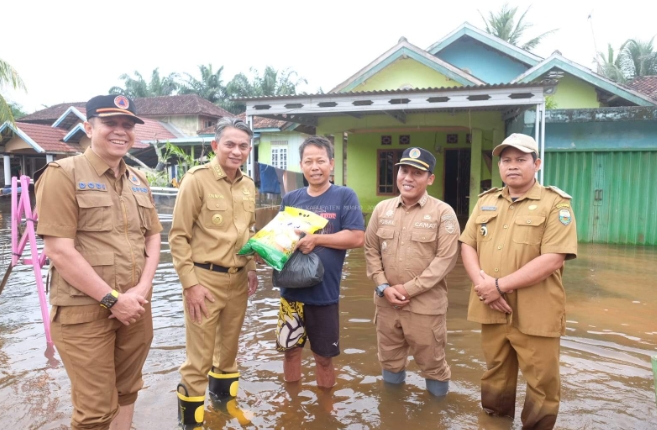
[194,262,242,274]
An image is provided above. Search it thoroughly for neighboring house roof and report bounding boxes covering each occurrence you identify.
[0,122,77,153]
[197,115,294,136]
[19,102,87,124]
[134,95,235,118]
[427,22,542,67]
[512,53,657,107]
[625,76,657,101]
[330,36,485,93]
[20,95,235,124]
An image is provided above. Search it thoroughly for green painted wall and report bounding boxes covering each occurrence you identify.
[256,131,309,173]
[352,58,463,92]
[551,74,600,109]
[315,111,504,212]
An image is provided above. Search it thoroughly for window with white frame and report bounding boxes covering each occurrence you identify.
[270,141,288,170]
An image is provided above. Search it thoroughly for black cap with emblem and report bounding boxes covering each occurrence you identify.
[395,147,436,173]
[86,94,144,124]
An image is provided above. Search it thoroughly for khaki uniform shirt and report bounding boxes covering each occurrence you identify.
[459,181,578,337]
[35,148,163,311]
[169,157,256,289]
[364,193,460,315]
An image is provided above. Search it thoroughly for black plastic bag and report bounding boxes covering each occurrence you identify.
[272,250,324,289]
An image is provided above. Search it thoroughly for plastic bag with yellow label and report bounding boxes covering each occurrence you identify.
[238,206,328,271]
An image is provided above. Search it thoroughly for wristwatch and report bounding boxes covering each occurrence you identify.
[375,283,390,297]
[99,290,120,309]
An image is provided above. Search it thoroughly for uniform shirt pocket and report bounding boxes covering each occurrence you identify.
[475,213,498,243]
[76,194,113,232]
[134,194,154,231]
[411,230,437,259]
[512,215,546,245]
[204,199,227,229]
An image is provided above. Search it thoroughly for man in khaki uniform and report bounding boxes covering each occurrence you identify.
[35,94,162,430]
[460,134,577,429]
[169,117,258,428]
[364,147,460,396]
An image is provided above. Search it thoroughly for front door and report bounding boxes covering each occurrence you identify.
[444,149,471,220]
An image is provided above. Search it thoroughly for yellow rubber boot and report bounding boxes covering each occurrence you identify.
[177,383,204,428]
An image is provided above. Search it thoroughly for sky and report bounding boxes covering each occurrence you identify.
[3,0,657,114]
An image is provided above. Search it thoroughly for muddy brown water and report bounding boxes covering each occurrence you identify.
[0,198,655,429]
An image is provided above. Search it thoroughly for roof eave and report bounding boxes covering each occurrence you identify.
[513,55,657,107]
[0,122,46,153]
[427,22,542,67]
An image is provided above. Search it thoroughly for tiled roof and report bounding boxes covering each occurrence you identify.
[134,118,177,148]
[134,95,235,118]
[20,95,235,123]
[12,119,175,153]
[14,122,79,153]
[197,115,288,135]
[19,103,87,124]
[625,76,657,100]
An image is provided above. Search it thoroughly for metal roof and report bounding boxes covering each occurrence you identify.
[234,82,552,101]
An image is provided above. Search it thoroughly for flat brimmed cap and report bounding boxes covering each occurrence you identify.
[86,95,144,124]
[492,133,538,156]
[395,147,436,172]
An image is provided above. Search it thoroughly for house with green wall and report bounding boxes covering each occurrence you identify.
[243,22,657,245]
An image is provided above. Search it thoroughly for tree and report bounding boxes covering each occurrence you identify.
[179,64,226,104]
[596,43,628,83]
[223,66,307,113]
[621,37,657,78]
[0,58,27,123]
[479,3,557,52]
[109,68,179,98]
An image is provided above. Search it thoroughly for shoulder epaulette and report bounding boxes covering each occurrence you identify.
[478,187,502,197]
[186,164,210,175]
[546,185,572,199]
[242,173,254,182]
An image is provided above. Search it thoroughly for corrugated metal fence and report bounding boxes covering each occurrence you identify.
[544,151,657,245]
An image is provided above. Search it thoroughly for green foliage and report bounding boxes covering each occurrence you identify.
[0,58,27,124]
[179,64,226,104]
[145,141,215,187]
[545,96,558,110]
[478,3,557,52]
[596,38,657,83]
[109,68,179,98]
[223,66,308,113]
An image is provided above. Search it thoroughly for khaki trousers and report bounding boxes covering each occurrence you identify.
[481,321,561,430]
[52,304,153,430]
[179,267,248,396]
[375,306,451,381]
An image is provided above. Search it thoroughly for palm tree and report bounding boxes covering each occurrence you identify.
[223,66,307,113]
[479,3,557,52]
[179,64,226,104]
[0,58,27,123]
[596,44,628,83]
[109,68,179,98]
[621,37,657,77]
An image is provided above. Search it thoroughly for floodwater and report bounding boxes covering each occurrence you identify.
[0,197,656,429]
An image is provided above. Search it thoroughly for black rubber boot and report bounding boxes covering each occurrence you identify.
[208,370,240,398]
[177,383,204,428]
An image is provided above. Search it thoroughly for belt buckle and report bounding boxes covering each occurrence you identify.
[228,267,238,274]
